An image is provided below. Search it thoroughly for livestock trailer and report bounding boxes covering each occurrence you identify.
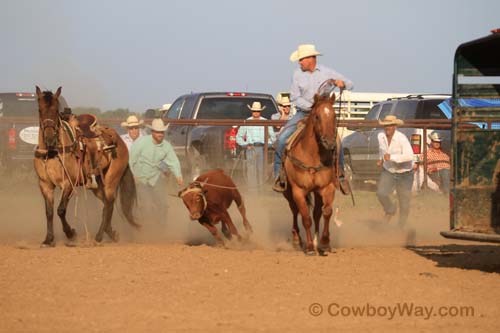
[441,29,500,242]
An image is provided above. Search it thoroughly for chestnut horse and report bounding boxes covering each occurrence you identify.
[34,86,139,247]
[282,93,339,255]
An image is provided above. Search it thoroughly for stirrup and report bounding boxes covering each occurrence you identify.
[272,177,286,193]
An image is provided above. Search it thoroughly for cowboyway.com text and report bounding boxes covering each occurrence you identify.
[308,302,475,320]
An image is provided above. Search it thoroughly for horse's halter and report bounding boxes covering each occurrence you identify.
[39,95,61,149]
[179,184,208,216]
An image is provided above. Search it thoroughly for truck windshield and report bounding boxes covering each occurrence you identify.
[0,93,67,118]
[197,97,276,120]
[0,95,37,117]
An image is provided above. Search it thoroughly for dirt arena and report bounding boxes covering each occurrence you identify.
[1,170,499,332]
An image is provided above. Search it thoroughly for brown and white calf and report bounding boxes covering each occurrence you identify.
[178,169,252,245]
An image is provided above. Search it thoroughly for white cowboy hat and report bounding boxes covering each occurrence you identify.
[378,115,404,126]
[290,44,322,62]
[247,101,266,112]
[428,131,442,142]
[160,103,171,112]
[278,96,291,106]
[147,118,168,132]
[121,115,144,128]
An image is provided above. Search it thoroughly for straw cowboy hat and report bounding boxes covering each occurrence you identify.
[378,115,404,126]
[279,96,291,106]
[428,131,442,142]
[121,115,144,128]
[147,118,168,132]
[160,103,171,112]
[247,101,266,112]
[290,44,322,62]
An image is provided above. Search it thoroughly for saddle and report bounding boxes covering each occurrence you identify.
[76,114,99,138]
[274,120,307,192]
[75,114,119,188]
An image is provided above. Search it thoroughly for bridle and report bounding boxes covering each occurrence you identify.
[288,83,343,174]
[39,95,61,148]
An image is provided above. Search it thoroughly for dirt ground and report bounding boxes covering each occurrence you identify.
[0,170,499,332]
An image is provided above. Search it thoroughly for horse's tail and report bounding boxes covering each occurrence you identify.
[118,165,141,229]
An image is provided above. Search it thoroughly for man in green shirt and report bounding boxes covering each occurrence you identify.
[130,118,183,224]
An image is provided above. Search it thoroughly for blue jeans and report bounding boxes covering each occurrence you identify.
[245,146,265,190]
[137,178,168,225]
[428,168,450,193]
[273,110,345,177]
[376,169,414,226]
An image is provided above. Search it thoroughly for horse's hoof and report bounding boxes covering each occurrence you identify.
[64,240,78,247]
[292,242,302,251]
[305,250,317,256]
[95,234,103,243]
[40,241,55,248]
[106,230,120,242]
[318,249,328,256]
[214,241,226,249]
[67,229,77,241]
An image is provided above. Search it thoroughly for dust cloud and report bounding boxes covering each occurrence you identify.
[0,167,452,250]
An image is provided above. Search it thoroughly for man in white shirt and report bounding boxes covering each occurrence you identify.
[271,96,293,133]
[120,115,145,150]
[376,115,414,227]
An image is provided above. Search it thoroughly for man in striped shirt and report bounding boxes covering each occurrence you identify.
[425,131,450,193]
[236,101,276,190]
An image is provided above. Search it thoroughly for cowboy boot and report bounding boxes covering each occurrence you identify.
[272,167,287,193]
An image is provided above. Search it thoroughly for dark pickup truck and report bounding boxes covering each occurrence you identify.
[162,92,279,181]
[0,92,68,170]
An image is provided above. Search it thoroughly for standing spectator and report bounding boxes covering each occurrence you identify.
[130,118,183,224]
[273,44,353,194]
[376,115,414,227]
[236,101,276,190]
[271,96,293,133]
[120,115,145,150]
[425,131,451,193]
[159,103,172,115]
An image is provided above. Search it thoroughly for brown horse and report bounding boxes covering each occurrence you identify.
[34,86,139,247]
[282,93,339,255]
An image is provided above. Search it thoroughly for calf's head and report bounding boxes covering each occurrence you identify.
[178,182,207,220]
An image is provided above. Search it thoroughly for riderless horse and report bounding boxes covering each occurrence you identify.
[34,86,139,246]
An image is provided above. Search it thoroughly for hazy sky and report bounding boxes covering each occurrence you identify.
[2,0,499,113]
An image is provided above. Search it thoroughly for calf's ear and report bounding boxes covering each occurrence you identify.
[178,190,183,197]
